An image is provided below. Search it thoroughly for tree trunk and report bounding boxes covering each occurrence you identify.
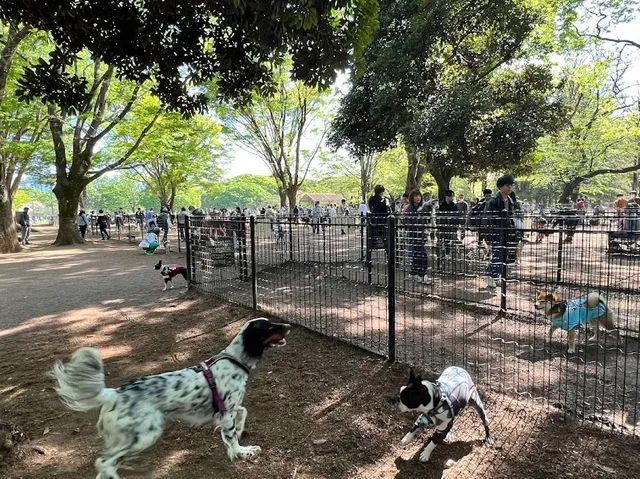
[53,182,84,245]
[0,192,20,253]
[278,188,287,208]
[286,186,298,210]
[431,168,453,201]
[558,180,581,204]
[404,145,427,194]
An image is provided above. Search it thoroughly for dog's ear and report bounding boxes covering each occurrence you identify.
[408,368,422,384]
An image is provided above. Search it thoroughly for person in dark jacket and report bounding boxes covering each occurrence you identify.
[469,189,493,246]
[482,176,517,293]
[403,190,433,285]
[437,189,460,256]
[97,209,111,240]
[19,206,31,245]
[367,184,390,249]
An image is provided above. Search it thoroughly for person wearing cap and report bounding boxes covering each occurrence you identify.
[18,206,31,245]
[482,175,518,293]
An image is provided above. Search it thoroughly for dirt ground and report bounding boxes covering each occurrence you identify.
[1,227,640,479]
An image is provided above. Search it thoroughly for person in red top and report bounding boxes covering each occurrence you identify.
[614,194,627,213]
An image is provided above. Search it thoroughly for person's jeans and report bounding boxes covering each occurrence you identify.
[79,225,87,238]
[409,240,428,276]
[20,225,30,244]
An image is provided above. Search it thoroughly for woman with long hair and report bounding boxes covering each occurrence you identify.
[403,190,432,285]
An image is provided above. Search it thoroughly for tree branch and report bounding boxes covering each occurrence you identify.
[87,108,161,182]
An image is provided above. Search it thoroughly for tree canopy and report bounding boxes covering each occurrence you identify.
[331,0,566,197]
[0,0,379,116]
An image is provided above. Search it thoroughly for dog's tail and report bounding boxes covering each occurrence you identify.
[51,347,117,412]
[586,292,617,330]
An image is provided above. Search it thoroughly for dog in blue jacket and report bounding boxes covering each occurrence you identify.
[535,291,616,353]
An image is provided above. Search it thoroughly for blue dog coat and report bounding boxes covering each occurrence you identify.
[552,298,607,331]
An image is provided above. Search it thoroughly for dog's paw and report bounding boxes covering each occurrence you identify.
[400,431,415,445]
[484,435,495,446]
[445,431,455,443]
[419,449,432,463]
[567,347,576,354]
[237,445,261,460]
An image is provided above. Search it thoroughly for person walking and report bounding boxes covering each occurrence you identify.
[77,209,90,239]
[97,209,111,240]
[19,206,31,245]
[482,176,517,293]
[338,198,350,235]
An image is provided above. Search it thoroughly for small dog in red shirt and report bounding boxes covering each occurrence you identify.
[154,260,188,291]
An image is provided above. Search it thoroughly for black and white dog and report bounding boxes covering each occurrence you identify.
[154,260,188,291]
[51,318,291,479]
[397,367,493,463]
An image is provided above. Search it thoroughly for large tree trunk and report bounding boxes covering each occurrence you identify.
[431,167,453,201]
[0,192,20,253]
[558,179,581,204]
[278,187,287,208]
[404,145,427,194]
[53,182,84,245]
[286,186,298,210]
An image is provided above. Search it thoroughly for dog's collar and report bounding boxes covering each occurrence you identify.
[204,353,252,375]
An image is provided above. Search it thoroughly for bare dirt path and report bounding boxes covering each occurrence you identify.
[1,227,639,478]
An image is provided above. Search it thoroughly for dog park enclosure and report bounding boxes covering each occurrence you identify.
[185,214,640,436]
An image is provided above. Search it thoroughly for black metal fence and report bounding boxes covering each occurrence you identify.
[185,212,640,435]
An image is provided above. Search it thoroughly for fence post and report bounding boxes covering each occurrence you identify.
[500,229,508,313]
[250,216,258,310]
[387,215,396,362]
[556,223,564,283]
[184,215,193,284]
[288,215,294,262]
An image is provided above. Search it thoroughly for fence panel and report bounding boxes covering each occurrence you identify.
[186,211,640,435]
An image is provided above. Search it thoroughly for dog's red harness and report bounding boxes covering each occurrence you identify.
[196,354,251,414]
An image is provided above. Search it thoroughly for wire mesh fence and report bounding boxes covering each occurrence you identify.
[186,211,640,435]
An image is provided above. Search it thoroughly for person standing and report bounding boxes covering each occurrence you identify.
[135,208,145,229]
[157,206,172,242]
[97,209,111,240]
[437,190,460,257]
[311,201,322,234]
[338,198,350,235]
[77,209,89,239]
[177,207,187,241]
[367,185,390,249]
[404,190,433,285]
[482,176,517,293]
[19,206,31,245]
[144,208,157,230]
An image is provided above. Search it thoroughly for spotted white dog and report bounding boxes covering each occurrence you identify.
[51,318,290,479]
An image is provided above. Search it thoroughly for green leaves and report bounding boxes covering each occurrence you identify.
[2,0,378,116]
